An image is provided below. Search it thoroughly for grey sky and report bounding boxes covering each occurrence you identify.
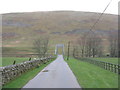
[0,0,119,14]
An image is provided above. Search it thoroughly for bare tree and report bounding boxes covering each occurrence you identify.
[118,30,120,58]
[77,32,103,58]
[77,33,87,57]
[33,36,49,58]
[108,31,118,57]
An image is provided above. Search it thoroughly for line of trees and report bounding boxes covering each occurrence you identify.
[73,31,118,58]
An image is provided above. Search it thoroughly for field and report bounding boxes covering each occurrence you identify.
[89,58,118,64]
[3,58,55,88]
[2,47,35,54]
[2,56,119,88]
[66,57,118,88]
[2,57,30,67]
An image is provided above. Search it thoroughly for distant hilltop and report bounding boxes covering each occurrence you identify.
[2,11,117,47]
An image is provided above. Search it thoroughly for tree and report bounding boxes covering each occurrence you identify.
[108,31,118,57]
[33,36,49,58]
[77,33,87,57]
[77,31,103,58]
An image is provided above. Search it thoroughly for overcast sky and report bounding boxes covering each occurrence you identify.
[0,0,119,14]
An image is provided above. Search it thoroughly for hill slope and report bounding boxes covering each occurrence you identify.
[2,11,118,53]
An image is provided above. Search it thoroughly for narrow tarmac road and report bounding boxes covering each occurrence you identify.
[23,55,81,88]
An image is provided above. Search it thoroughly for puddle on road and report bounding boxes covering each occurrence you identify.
[42,70,49,72]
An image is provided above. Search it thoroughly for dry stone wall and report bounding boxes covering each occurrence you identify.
[0,56,53,86]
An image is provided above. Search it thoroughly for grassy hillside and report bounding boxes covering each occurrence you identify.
[2,11,118,54]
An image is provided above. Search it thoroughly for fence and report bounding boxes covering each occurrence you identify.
[0,56,55,86]
[75,57,120,74]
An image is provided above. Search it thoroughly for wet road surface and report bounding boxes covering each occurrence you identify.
[23,55,81,88]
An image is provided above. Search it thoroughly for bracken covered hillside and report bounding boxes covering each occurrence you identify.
[2,11,118,53]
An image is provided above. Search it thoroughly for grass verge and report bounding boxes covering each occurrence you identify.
[3,58,55,88]
[65,57,118,88]
[89,58,118,64]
